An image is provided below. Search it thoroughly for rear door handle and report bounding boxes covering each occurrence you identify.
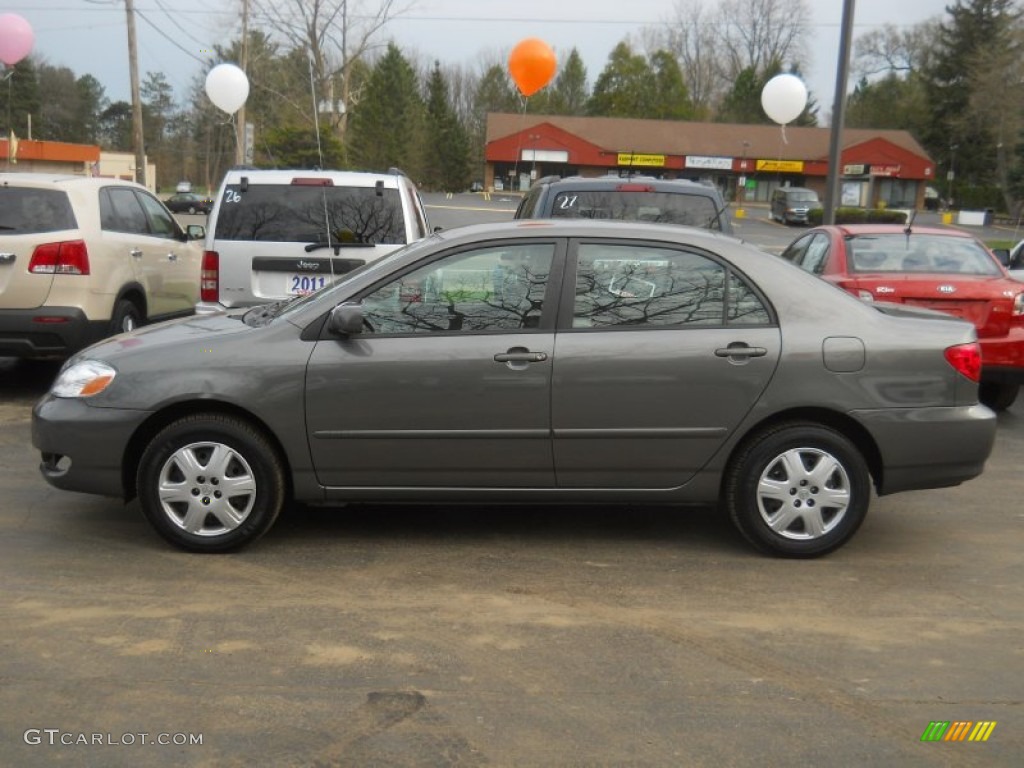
[130,249,143,259]
[167,253,178,261]
[715,344,767,358]
[494,351,548,363]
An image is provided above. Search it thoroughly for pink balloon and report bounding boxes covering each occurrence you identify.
[0,13,34,67]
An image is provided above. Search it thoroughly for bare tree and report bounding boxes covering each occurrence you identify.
[251,0,415,141]
[654,0,808,118]
[649,0,722,118]
[713,0,809,79]
[853,19,942,79]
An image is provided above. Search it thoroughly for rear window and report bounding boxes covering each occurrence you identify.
[548,190,724,230]
[0,187,77,233]
[849,234,1003,276]
[213,183,407,245]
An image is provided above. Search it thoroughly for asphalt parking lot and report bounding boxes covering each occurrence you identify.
[2,197,1022,766]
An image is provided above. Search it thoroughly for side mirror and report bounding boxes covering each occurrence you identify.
[186,224,206,241]
[327,302,365,336]
[992,248,1010,267]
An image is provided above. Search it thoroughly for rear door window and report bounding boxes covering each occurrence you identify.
[214,184,408,245]
[100,187,150,234]
[0,187,76,233]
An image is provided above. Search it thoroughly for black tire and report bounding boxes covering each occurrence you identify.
[109,299,142,336]
[136,414,286,552]
[979,381,1019,412]
[724,422,871,558]
[187,205,197,214]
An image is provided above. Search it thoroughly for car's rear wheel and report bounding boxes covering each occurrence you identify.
[979,381,1019,412]
[188,205,197,214]
[110,299,141,335]
[725,423,871,558]
[137,414,285,552]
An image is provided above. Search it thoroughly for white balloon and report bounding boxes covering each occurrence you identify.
[205,64,250,114]
[761,74,808,125]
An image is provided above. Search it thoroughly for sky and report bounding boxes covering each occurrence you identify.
[9,0,952,121]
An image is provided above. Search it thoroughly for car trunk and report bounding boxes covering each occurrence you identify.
[0,234,56,309]
[849,275,1014,337]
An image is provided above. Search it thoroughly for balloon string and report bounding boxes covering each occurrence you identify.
[781,124,789,145]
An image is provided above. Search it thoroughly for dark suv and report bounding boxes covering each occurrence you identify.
[514,175,732,235]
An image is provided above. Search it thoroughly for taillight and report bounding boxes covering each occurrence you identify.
[201,250,219,303]
[28,240,90,275]
[944,342,982,382]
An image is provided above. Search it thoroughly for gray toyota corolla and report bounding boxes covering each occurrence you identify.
[33,220,997,557]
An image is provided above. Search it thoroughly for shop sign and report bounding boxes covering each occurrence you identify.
[616,153,666,167]
[870,165,901,177]
[756,159,804,172]
[843,164,867,175]
[685,155,732,170]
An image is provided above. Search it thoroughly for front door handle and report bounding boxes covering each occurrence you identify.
[130,248,143,259]
[167,253,178,262]
[715,343,767,359]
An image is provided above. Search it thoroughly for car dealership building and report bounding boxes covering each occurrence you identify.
[485,113,936,210]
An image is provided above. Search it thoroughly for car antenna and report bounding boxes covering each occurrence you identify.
[307,53,335,288]
[904,206,917,234]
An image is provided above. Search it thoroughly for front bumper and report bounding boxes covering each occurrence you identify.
[32,395,151,498]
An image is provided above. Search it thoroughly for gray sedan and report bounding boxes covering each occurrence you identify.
[32,221,996,557]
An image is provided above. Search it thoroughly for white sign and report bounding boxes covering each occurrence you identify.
[685,156,733,170]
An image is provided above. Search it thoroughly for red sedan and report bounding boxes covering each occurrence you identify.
[782,224,1024,410]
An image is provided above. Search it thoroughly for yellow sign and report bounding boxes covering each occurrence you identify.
[756,159,804,173]
[617,153,666,167]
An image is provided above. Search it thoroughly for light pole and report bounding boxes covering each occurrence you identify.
[947,143,958,209]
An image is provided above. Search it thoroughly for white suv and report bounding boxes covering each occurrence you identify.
[0,173,204,359]
[197,168,431,312]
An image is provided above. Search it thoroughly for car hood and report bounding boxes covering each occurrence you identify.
[73,310,252,365]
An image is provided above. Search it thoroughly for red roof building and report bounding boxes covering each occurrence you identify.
[485,113,935,209]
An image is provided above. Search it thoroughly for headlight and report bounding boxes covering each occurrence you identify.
[1014,292,1024,316]
[51,360,117,398]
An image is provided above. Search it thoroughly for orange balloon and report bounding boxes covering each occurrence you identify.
[508,38,557,97]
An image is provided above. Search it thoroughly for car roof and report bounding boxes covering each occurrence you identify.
[0,173,147,192]
[432,218,740,247]
[219,168,412,188]
[535,175,721,194]
[817,224,975,239]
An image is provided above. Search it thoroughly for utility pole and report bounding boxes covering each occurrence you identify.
[235,0,249,165]
[125,0,146,187]
[822,0,856,225]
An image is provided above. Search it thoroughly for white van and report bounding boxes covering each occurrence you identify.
[197,168,431,313]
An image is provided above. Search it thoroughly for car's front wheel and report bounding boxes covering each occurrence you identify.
[137,414,286,552]
[725,423,871,558]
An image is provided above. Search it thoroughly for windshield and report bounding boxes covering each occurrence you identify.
[788,191,818,203]
[848,234,1003,276]
[549,190,724,230]
[214,183,407,245]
